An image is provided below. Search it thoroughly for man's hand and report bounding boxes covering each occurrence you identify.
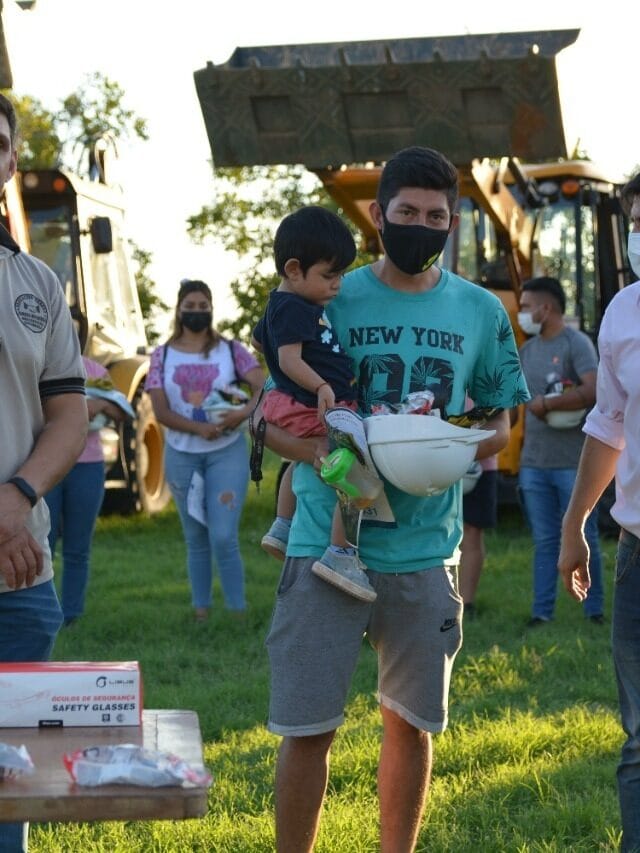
[0,528,43,589]
[527,395,548,421]
[558,527,591,602]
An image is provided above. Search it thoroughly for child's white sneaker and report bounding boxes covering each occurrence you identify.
[261,518,290,560]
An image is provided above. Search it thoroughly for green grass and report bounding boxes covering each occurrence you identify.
[30,452,623,851]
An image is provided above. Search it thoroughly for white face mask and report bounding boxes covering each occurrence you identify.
[628,232,640,279]
[517,311,542,336]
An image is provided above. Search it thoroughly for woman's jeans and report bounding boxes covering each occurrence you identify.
[165,436,249,611]
[45,461,105,621]
[519,466,604,620]
[613,529,640,853]
[0,580,63,852]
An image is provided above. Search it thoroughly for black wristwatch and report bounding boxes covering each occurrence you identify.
[7,476,38,508]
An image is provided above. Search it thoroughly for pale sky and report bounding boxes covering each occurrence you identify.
[4,0,636,331]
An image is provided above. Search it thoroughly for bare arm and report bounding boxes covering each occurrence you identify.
[12,392,88,505]
[251,395,325,468]
[0,392,88,589]
[475,409,510,460]
[147,386,220,441]
[528,369,596,420]
[558,434,619,601]
[278,343,335,417]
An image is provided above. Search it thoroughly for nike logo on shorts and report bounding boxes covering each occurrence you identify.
[440,618,458,632]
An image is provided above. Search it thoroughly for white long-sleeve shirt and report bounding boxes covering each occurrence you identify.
[583,280,640,537]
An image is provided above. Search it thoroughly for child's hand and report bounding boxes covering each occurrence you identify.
[317,383,336,420]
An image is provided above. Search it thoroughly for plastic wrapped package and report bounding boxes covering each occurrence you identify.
[0,744,34,780]
[63,744,212,788]
[397,390,435,415]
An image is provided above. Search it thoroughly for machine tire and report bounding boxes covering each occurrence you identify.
[103,389,171,515]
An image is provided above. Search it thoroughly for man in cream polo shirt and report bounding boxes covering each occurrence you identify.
[0,93,87,853]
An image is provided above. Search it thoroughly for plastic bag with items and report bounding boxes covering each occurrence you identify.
[0,744,34,780]
[63,744,212,788]
[202,384,250,430]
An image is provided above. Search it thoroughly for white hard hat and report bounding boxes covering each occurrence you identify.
[544,394,587,429]
[365,415,495,497]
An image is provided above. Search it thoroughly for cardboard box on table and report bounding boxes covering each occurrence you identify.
[0,661,142,727]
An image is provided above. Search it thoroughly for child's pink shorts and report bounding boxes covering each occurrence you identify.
[262,389,358,438]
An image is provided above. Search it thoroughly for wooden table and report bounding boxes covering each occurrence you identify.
[0,710,209,823]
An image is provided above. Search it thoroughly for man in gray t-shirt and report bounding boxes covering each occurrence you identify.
[0,93,87,853]
[517,276,604,625]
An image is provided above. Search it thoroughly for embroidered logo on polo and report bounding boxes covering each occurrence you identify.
[15,293,48,332]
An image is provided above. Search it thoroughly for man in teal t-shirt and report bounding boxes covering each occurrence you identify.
[261,145,529,853]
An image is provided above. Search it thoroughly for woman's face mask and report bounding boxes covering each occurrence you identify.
[180,311,212,333]
[379,210,450,276]
[628,231,640,279]
[517,311,542,336]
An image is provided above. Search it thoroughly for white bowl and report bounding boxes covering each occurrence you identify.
[364,414,495,497]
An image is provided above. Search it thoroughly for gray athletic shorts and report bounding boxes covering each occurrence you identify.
[266,556,463,736]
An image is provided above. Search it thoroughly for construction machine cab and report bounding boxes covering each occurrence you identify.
[194,29,632,487]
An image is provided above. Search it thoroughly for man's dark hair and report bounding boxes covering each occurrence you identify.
[621,172,640,215]
[274,206,356,276]
[522,276,566,314]
[376,146,459,216]
[0,92,18,147]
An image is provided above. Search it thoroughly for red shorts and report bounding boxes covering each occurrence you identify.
[262,389,358,438]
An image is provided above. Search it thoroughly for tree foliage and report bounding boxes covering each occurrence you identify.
[9,76,163,340]
[11,93,60,169]
[187,165,373,341]
[57,72,148,175]
[9,72,148,174]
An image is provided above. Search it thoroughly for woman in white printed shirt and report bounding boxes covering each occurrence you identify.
[145,280,264,621]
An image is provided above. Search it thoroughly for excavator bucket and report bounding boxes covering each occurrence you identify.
[194,29,578,169]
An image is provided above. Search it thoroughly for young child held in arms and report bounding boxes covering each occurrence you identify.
[252,206,376,602]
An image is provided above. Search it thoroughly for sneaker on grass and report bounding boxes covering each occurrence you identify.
[311,547,377,603]
[261,517,290,560]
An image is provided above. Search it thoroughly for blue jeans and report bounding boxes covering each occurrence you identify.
[45,461,105,621]
[519,466,604,619]
[0,580,63,852]
[613,529,640,852]
[165,437,249,611]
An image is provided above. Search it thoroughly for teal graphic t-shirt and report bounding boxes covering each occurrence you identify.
[288,265,530,572]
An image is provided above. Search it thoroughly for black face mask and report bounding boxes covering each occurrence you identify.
[181,311,212,333]
[380,211,450,276]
